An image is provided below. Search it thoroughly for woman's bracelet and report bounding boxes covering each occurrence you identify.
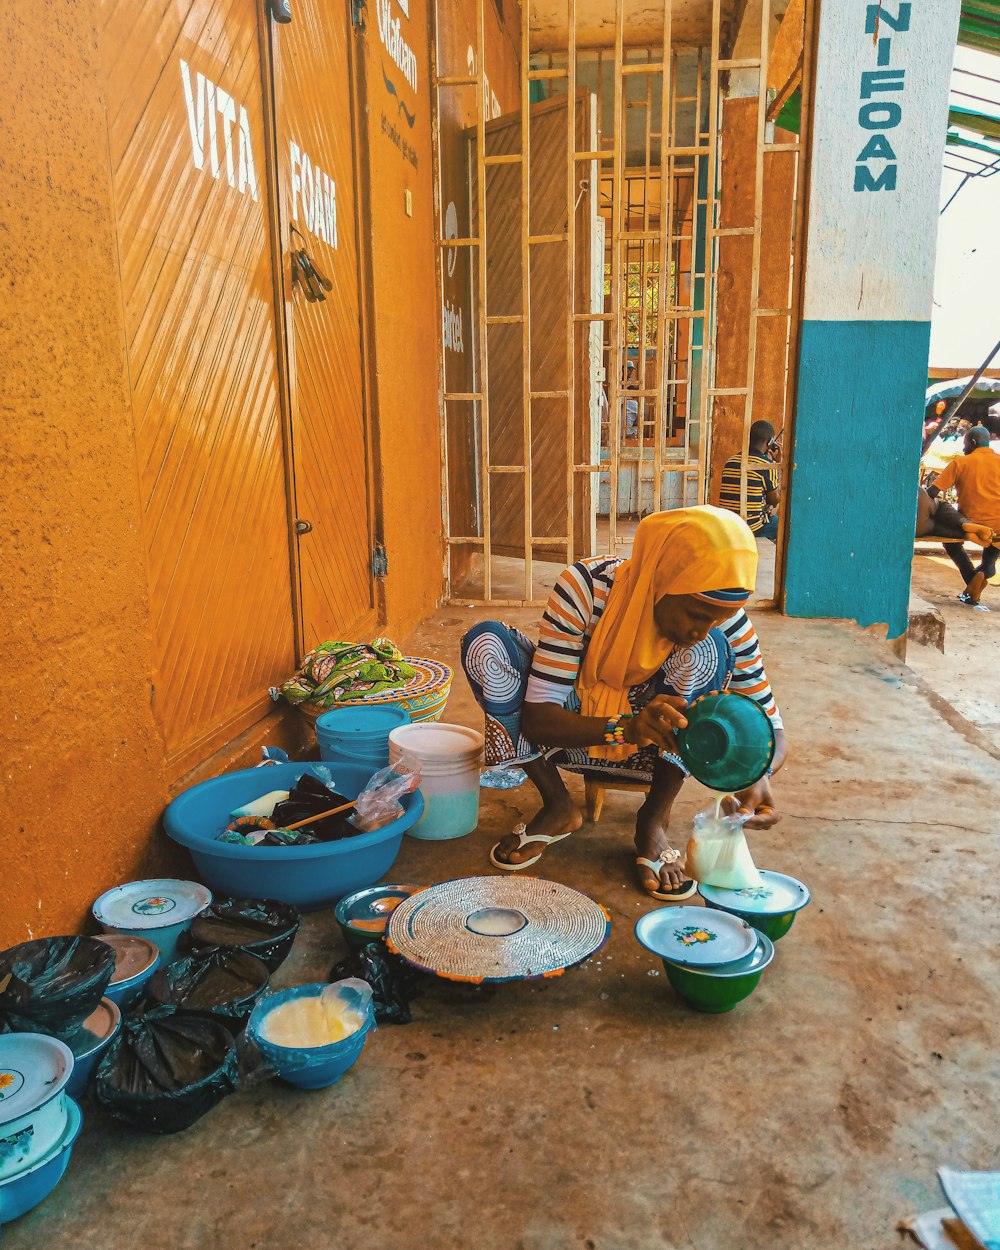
[603,713,634,745]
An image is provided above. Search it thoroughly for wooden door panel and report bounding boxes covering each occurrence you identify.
[271,0,374,646]
[98,0,297,771]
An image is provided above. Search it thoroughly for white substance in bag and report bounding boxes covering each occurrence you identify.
[684,802,763,889]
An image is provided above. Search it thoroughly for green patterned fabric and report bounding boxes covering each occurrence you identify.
[276,638,416,708]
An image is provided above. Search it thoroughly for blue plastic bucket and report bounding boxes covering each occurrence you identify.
[247,983,374,1090]
[315,705,411,770]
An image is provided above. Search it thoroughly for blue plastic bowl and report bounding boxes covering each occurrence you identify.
[163,763,424,909]
[102,936,160,1009]
[66,999,121,1099]
[0,1097,82,1226]
[247,983,375,1090]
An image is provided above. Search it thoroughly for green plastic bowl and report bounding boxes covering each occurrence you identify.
[675,692,776,793]
[661,931,775,1013]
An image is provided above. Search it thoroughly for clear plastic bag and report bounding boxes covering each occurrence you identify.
[350,758,422,832]
[684,803,763,889]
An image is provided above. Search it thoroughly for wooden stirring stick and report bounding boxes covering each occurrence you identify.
[282,800,356,831]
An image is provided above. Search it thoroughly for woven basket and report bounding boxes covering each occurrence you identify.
[291,657,454,727]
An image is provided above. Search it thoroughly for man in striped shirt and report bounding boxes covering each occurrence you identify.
[719,421,781,541]
[461,523,785,900]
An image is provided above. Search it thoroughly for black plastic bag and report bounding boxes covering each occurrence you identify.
[328,943,423,1025]
[270,773,356,841]
[0,936,115,1042]
[181,897,300,972]
[145,950,269,1028]
[94,1003,239,1134]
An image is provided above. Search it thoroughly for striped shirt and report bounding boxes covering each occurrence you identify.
[525,556,782,728]
[719,454,779,532]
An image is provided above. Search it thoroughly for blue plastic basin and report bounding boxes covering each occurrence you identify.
[247,984,375,1090]
[163,763,424,909]
[0,1097,82,1226]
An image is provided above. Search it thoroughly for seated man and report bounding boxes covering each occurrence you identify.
[719,420,781,542]
[914,485,989,543]
[927,426,1000,608]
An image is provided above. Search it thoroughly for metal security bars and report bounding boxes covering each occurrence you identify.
[431,0,810,606]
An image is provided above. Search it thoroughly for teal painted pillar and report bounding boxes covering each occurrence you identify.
[785,0,961,637]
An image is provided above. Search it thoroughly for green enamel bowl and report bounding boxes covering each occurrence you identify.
[698,871,811,942]
[661,931,775,1013]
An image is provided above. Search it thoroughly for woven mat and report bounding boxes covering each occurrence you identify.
[386,875,611,984]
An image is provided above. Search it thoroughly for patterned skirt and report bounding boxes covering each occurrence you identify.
[460,621,735,784]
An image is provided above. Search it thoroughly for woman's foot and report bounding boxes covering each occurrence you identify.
[634,815,694,899]
[490,797,583,867]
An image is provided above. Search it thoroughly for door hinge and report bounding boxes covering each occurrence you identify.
[372,542,388,580]
[352,0,367,31]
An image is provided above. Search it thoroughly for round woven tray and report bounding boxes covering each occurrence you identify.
[294,657,453,725]
[386,875,611,984]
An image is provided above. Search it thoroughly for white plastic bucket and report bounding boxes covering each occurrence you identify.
[388,723,484,841]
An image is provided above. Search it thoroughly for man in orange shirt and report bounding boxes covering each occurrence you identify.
[928,426,1000,609]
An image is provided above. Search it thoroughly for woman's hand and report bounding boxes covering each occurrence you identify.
[726,775,780,829]
[624,695,688,751]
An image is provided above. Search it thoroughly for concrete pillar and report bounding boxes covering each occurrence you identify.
[785,0,961,637]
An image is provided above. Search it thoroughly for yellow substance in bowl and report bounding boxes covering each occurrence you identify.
[261,996,364,1048]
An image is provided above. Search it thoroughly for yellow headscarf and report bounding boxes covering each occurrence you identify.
[578,506,758,759]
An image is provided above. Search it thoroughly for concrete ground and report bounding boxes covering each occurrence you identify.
[10,598,1000,1250]
[908,549,1000,757]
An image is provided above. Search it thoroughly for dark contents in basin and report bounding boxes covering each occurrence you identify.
[269,773,357,840]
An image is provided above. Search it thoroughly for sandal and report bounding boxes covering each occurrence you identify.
[636,847,697,901]
[489,822,574,872]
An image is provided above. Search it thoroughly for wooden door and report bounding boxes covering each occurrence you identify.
[269,0,376,647]
[98,0,297,774]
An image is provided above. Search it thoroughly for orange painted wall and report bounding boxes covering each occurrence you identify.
[0,0,171,947]
[0,0,431,948]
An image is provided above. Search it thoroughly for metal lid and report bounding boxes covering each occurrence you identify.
[698,870,811,916]
[634,904,756,968]
[0,1034,73,1125]
[674,930,776,979]
[92,878,212,932]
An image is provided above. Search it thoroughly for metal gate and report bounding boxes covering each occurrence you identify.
[432,0,810,606]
